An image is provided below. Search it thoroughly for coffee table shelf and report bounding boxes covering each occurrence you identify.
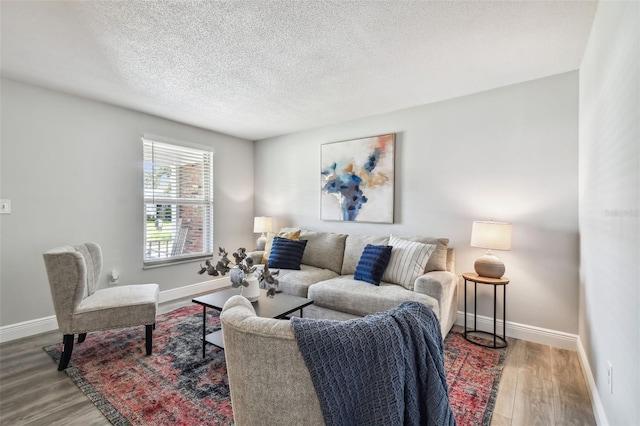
[192,287,313,357]
[205,330,225,348]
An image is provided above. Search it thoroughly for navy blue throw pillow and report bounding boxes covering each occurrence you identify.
[354,244,393,285]
[268,237,308,270]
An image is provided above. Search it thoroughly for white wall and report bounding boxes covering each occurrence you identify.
[0,79,255,327]
[255,72,579,335]
[579,1,639,424]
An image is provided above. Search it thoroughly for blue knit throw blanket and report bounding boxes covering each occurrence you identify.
[291,301,456,426]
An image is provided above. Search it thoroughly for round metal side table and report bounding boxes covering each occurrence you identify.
[462,272,509,349]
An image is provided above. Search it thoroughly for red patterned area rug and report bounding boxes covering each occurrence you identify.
[44,305,506,426]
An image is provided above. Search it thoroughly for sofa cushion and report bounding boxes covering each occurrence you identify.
[341,234,390,276]
[272,264,339,298]
[268,237,307,270]
[400,236,449,272]
[445,247,455,273]
[262,229,301,264]
[308,276,439,319]
[299,230,347,274]
[382,236,436,290]
[354,244,392,286]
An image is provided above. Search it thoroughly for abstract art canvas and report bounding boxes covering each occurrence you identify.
[321,133,395,223]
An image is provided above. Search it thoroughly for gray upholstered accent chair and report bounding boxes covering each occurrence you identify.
[221,295,324,425]
[43,242,159,370]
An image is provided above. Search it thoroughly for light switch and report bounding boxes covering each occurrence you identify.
[0,200,10,214]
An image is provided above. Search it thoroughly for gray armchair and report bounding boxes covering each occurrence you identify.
[43,242,159,370]
[221,295,324,425]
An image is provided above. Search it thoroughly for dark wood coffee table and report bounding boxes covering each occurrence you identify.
[192,287,313,357]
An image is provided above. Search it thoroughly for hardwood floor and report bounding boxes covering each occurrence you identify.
[489,334,597,425]
[0,298,190,426]
[1,299,596,425]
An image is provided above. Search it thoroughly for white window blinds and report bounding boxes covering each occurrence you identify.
[143,137,214,266]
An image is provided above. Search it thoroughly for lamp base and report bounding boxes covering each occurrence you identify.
[256,234,267,251]
[474,253,505,278]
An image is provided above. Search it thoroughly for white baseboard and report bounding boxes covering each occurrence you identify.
[455,311,578,350]
[577,336,609,426]
[0,277,230,343]
[1,290,579,349]
[0,315,59,344]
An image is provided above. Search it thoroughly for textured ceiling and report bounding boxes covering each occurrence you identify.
[1,1,597,141]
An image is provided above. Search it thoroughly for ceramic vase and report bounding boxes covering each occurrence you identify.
[241,274,260,302]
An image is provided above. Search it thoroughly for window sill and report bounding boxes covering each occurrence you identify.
[143,255,211,269]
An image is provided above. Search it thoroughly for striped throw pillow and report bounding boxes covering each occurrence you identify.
[382,235,436,290]
[268,237,307,270]
[354,244,393,285]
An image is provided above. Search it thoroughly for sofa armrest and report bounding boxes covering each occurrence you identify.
[247,250,264,264]
[414,270,459,335]
[414,271,455,300]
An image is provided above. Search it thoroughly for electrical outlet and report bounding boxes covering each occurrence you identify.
[607,360,613,395]
[0,199,11,214]
[108,269,120,285]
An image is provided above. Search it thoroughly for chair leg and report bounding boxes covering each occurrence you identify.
[145,324,153,355]
[77,333,87,343]
[59,334,74,371]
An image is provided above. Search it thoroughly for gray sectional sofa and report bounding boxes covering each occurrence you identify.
[251,229,458,337]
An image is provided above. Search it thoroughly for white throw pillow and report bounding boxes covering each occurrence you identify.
[382,235,436,290]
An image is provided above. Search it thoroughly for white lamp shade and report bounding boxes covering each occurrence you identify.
[470,221,512,251]
[253,216,273,234]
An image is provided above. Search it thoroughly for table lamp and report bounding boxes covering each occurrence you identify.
[470,220,512,278]
[253,216,273,250]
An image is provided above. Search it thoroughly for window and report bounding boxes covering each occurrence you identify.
[143,137,214,266]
